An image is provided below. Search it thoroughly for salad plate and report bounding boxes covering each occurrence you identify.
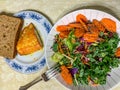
[5,11,52,74]
[45,9,120,90]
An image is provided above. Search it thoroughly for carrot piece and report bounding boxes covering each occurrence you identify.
[59,31,70,38]
[93,19,105,32]
[115,47,120,57]
[91,83,99,87]
[87,24,99,34]
[101,18,116,32]
[74,28,85,38]
[68,23,83,28]
[87,76,91,82]
[56,25,70,32]
[60,65,73,85]
[79,19,88,31]
[83,33,98,42]
[76,14,88,23]
[76,14,88,31]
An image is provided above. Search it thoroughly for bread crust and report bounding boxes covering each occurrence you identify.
[0,15,23,59]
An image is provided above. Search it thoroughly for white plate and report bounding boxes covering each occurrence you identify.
[45,9,120,90]
[5,10,52,74]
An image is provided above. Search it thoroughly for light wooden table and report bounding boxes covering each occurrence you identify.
[0,0,120,90]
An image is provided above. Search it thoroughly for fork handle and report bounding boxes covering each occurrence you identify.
[19,76,42,90]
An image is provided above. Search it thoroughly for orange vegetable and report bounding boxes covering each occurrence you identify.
[56,25,71,32]
[74,28,85,38]
[93,19,105,32]
[57,41,64,54]
[79,19,88,31]
[59,31,70,38]
[87,24,99,34]
[83,33,98,42]
[115,47,120,57]
[76,14,88,23]
[76,14,88,31]
[101,18,116,32]
[60,65,73,85]
[68,23,83,28]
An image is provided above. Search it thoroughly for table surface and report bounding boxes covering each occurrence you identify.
[0,0,120,90]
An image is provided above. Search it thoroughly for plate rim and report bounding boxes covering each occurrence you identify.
[5,10,52,74]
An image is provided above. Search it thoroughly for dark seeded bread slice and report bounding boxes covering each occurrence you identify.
[0,15,23,59]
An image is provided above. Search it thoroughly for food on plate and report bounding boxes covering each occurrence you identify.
[93,19,105,32]
[101,18,116,32]
[0,15,23,59]
[115,47,120,57]
[60,65,73,85]
[17,23,43,55]
[51,14,120,86]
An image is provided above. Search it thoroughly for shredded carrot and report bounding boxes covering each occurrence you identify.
[91,83,99,87]
[66,47,70,57]
[76,14,88,23]
[60,65,73,85]
[87,76,98,87]
[87,76,91,82]
[101,18,116,32]
[67,64,72,68]
[58,42,64,54]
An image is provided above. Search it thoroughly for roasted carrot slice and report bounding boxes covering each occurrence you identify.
[59,31,70,38]
[76,14,88,23]
[68,23,83,28]
[76,14,88,31]
[101,18,116,32]
[87,24,99,34]
[60,65,73,85]
[83,33,98,42]
[79,19,88,31]
[56,25,71,32]
[115,47,120,57]
[93,19,105,32]
[74,28,85,38]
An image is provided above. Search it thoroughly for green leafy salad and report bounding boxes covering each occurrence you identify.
[51,14,120,86]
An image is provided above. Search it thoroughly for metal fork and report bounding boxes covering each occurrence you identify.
[19,63,60,90]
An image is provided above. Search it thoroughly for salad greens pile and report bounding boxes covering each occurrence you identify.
[51,30,120,85]
[51,29,120,86]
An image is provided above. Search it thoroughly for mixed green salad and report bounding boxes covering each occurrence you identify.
[51,14,120,86]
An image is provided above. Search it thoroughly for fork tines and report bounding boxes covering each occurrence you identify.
[42,63,60,81]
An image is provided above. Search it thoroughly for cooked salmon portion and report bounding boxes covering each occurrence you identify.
[17,23,43,55]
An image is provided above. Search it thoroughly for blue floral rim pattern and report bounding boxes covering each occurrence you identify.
[5,11,52,74]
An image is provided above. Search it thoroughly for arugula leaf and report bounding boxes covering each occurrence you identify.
[52,43,58,52]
